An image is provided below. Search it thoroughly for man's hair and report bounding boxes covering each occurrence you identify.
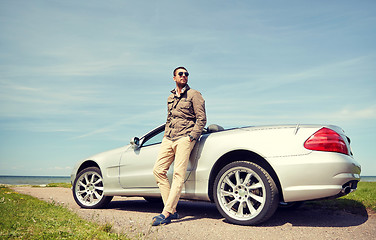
[173,66,188,76]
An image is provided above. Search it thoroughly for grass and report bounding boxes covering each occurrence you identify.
[305,182,376,216]
[0,186,131,239]
[342,182,376,211]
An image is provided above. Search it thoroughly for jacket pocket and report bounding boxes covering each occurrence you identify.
[167,100,174,112]
[178,100,193,115]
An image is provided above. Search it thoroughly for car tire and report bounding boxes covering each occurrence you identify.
[73,167,113,209]
[213,161,279,225]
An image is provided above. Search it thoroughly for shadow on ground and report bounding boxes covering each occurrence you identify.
[107,198,368,228]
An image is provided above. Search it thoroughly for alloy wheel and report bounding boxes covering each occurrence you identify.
[214,161,278,225]
[217,166,266,221]
[74,170,105,207]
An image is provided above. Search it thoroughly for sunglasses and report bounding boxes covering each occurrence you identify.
[177,72,189,77]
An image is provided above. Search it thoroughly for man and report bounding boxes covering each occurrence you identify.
[152,66,207,226]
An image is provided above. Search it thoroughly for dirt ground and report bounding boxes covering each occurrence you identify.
[12,186,376,240]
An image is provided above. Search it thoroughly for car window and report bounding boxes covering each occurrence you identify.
[142,130,164,147]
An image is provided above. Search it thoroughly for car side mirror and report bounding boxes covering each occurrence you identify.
[130,137,140,148]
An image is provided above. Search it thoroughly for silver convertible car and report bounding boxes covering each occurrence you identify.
[71,124,361,225]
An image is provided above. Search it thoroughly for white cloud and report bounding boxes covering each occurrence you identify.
[327,106,376,121]
[73,108,165,139]
[49,166,72,171]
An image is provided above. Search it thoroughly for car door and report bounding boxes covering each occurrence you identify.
[119,127,164,188]
[119,125,199,189]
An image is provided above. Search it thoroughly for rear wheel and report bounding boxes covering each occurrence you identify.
[213,161,279,225]
[73,167,113,208]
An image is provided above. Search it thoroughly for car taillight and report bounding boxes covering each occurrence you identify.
[304,128,348,155]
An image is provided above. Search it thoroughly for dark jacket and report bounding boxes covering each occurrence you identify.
[164,85,207,141]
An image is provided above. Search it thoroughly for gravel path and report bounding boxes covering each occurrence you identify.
[12,187,376,240]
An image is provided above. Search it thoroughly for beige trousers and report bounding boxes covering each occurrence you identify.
[153,136,196,214]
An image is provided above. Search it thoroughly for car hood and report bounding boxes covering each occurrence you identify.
[71,145,130,175]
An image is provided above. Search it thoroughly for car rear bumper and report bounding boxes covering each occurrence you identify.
[268,151,361,202]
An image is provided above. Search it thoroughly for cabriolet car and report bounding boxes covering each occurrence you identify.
[71,123,361,225]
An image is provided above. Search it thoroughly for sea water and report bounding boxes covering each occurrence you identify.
[0,175,71,185]
[361,176,376,182]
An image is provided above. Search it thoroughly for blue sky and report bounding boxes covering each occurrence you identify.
[0,0,375,176]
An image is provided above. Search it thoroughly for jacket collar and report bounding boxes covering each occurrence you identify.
[171,84,190,97]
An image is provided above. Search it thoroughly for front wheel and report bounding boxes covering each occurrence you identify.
[73,167,113,208]
[213,161,279,225]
